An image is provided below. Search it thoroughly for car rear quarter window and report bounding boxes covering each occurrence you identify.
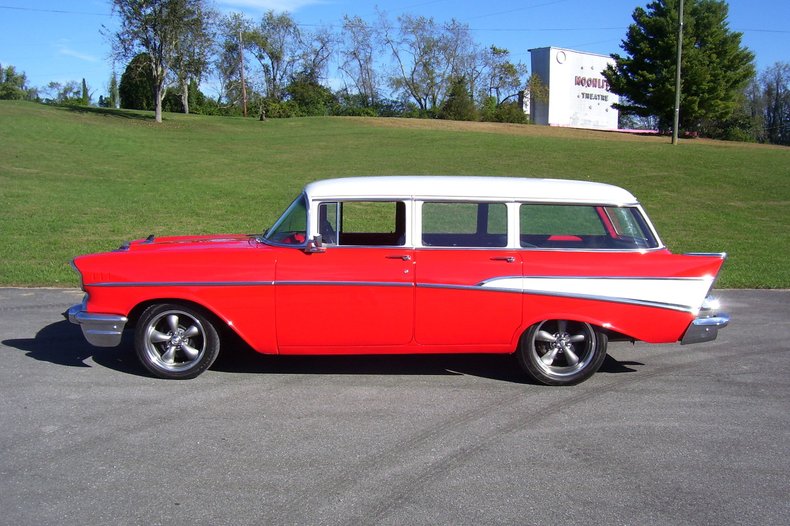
[519,204,658,250]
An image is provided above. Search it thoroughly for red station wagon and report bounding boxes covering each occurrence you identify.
[68,176,729,385]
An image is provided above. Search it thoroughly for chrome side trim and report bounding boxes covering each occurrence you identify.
[278,281,413,288]
[479,275,711,286]
[91,281,275,287]
[67,304,128,347]
[89,280,411,289]
[684,252,728,258]
[417,283,523,294]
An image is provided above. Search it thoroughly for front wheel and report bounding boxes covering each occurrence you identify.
[135,304,220,379]
[517,320,607,386]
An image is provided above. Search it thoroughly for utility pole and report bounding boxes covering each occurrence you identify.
[239,29,248,118]
[672,0,684,145]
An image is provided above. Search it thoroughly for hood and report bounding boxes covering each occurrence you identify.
[118,234,257,252]
[73,233,269,287]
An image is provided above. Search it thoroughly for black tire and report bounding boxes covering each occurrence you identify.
[134,303,220,379]
[517,319,607,386]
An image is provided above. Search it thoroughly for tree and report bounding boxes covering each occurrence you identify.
[338,15,379,108]
[119,53,155,110]
[0,64,34,100]
[603,0,754,134]
[380,14,476,113]
[42,81,82,104]
[169,1,215,114]
[108,0,214,122]
[286,72,336,116]
[81,78,90,106]
[245,10,302,102]
[760,62,790,145]
[481,46,527,106]
[299,26,335,85]
[216,12,251,112]
[438,76,477,121]
[108,72,120,109]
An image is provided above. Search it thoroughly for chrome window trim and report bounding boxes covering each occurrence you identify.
[301,191,666,252]
[516,202,664,251]
[308,198,411,247]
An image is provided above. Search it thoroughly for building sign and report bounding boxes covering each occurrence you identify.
[529,47,619,130]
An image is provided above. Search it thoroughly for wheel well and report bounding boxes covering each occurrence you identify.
[517,318,631,346]
[127,299,225,332]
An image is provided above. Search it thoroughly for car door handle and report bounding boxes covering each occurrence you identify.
[386,255,412,261]
[491,256,516,263]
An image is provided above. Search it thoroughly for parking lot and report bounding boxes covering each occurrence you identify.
[1,288,788,525]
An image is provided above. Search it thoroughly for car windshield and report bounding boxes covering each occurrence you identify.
[262,194,307,245]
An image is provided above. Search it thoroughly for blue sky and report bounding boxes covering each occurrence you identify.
[1,0,787,101]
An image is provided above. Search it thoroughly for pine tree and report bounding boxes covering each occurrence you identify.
[603,0,754,134]
[81,78,90,106]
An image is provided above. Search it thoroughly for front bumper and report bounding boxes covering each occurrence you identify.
[66,302,128,348]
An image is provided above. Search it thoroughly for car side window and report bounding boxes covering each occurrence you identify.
[422,202,507,247]
[319,201,406,246]
[519,204,658,249]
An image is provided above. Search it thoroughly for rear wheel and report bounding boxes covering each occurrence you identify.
[517,320,607,386]
[135,304,220,379]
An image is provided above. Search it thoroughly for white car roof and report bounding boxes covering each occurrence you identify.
[303,176,639,205]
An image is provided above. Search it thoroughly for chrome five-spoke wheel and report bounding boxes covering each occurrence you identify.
[135,304,220,379]
[517,320,607,386]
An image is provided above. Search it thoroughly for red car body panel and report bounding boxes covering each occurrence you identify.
[75,235,725,355]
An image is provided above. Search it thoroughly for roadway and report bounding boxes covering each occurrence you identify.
[1,288,788,525]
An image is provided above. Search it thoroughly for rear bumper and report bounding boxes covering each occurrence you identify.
[66,303,128,347]
[681,313,730,345]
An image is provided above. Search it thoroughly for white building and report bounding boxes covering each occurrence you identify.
[529,47,619,130]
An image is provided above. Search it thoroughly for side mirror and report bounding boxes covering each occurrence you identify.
[304,234,326,253]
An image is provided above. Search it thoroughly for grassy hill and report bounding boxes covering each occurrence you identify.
[1,100,788,288]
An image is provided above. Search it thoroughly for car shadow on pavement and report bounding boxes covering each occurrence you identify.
[599,354,643,374]
[213,339,644,384]
[2,320,149,377]
[4,321,644,383]
[214,347,532,383]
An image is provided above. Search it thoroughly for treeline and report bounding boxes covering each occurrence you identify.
[106,6,535,125]
[2,0,789,145]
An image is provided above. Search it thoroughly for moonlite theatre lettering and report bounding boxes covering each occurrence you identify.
[575,76,610,90]
[575,76,610,102]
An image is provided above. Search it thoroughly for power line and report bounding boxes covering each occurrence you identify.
[0,4,110,16]
[4,4,785,35]
[463,0,573,21]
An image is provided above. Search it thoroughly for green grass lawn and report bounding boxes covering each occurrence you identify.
[1,100,788,288]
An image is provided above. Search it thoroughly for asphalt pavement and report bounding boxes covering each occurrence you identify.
[0,288,788,525]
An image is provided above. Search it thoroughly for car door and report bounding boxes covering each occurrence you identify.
[414,201,522,346]
[274,200,415,350]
